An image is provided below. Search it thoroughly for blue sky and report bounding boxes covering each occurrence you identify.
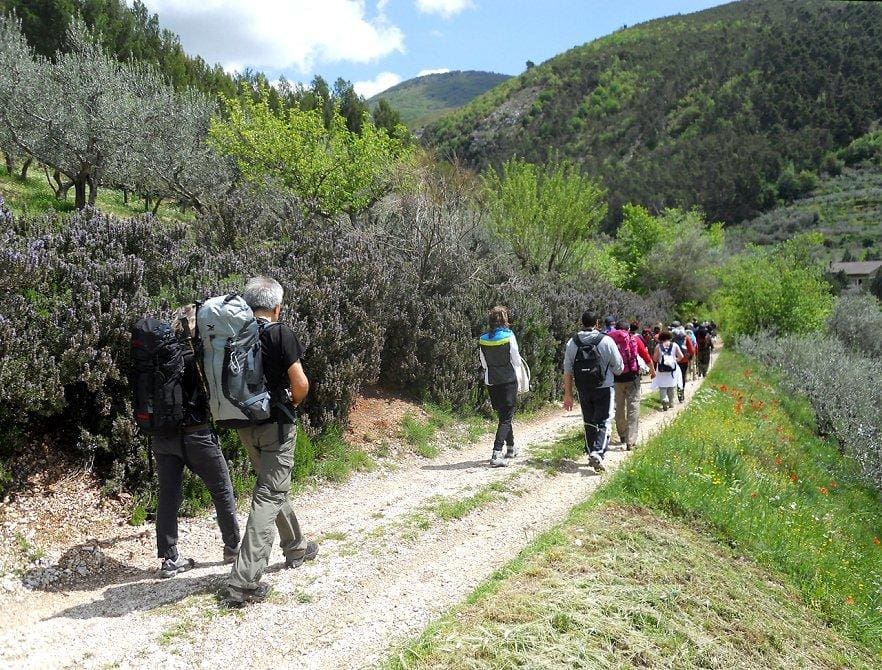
[141,0,729,97]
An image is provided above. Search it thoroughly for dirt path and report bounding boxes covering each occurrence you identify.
[1,358,716,670]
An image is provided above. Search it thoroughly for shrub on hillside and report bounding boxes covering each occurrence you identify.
[828,294,882,359]
[738,334,882,494]
[0,182,670,494]
[714,236,833,336]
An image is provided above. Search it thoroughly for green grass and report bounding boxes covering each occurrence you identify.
[400,403,462,458]
[0,166,193,223]
[386,350,882,667]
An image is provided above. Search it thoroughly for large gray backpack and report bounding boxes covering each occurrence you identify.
[197,294,273,427]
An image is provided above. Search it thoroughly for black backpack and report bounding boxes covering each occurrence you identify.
[572,332,607,388]
[131,317,185,435]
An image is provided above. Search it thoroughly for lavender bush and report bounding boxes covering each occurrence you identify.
[0,186,669,494]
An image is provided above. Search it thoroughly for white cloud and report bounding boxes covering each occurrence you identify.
[417,68,451,76]
[354,71,403,97]
[140,0,405,73]
[415,0,473,19]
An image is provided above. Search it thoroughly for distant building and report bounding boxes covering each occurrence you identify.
[829,260,882,292]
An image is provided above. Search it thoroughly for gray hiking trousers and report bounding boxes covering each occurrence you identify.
[228,421,308,591]
[614,378,641,446]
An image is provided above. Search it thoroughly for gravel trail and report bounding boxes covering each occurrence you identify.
[1,358,715,670]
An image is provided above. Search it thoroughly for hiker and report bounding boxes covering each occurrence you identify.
[225,277,318,604]
[671,325,694,402]
[563,310,624,471]
[478,306,523,467]
[651,330,685,411]
[132,305,241,578]
[695,324,714,377]
[611,321,656,450]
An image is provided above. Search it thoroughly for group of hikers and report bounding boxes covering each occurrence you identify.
[132,283,714,605]
[478,306,715,471]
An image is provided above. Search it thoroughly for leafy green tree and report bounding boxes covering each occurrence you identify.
[714,234,833,335]
[611,205,723,306]
[610,204,671,291]
[209,87,412,219]
[639,209,724,307]
[482,157,607,275]
[373,98,407,139]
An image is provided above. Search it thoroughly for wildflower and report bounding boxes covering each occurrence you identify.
[789,473,799,483]
[720,384,728,393]
[819,487,829,496]
[845,596,855,605]
[829,481,838,489]
[774,456,783,466]
[873,537,880,546]
[750,492,758,499]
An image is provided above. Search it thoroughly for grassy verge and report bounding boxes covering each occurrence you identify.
[0,167,193,223]
[402,403,486,458]
[386,350,882,667]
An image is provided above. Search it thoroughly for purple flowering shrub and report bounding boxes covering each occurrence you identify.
[0,188,670,493]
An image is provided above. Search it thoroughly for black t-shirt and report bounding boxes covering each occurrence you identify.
[259,321,303,423]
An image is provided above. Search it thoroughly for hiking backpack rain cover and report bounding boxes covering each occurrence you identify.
[197,295,273,427]
[131,317,185,435]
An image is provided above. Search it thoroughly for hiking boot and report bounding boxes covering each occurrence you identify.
[504,446,519,460]
[677,389,685,403]
[490,450,507,467]
[223,544,239,564]
[227,582,270,605]
[158,556,194,579]
[588,451,606,471]
[285,540,319,569]
[626,443,634,451]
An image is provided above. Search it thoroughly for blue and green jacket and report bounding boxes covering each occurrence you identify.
[478,327,521,386]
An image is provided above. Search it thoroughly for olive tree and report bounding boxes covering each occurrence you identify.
[118,88,235,214]
[0,17,169,208]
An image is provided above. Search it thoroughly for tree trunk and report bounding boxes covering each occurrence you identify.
[74,178,87,209]
[144,194,151,213]
[122,189,128,205]
[87,175,97,206]
[3,152,13,176]
[19,157,32,181]
[151,197,162,216]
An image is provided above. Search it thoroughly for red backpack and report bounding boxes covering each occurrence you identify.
[609,329,639,375]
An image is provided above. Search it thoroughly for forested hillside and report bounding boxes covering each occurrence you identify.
[422,0,882,226]
[369,70,510,129]
[730,129,882,263]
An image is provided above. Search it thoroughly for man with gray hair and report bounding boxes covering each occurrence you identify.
[227,276,318,604]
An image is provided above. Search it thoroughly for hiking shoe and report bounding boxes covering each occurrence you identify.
[158,556,194,579]
[227,582,270,605]
[223,544,239,564]
[285,540,319,569]
[626,443,634,451]
[490,450,507,467]
[504,446,519,460]
[588,451,606,471]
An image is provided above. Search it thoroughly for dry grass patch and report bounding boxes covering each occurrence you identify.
[388,503,875,669]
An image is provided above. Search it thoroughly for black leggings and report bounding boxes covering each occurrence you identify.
[488,381,518,451]
[152,429,240,559]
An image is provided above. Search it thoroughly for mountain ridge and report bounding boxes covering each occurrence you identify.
[369,70,511,129]
[421,0,882,227]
